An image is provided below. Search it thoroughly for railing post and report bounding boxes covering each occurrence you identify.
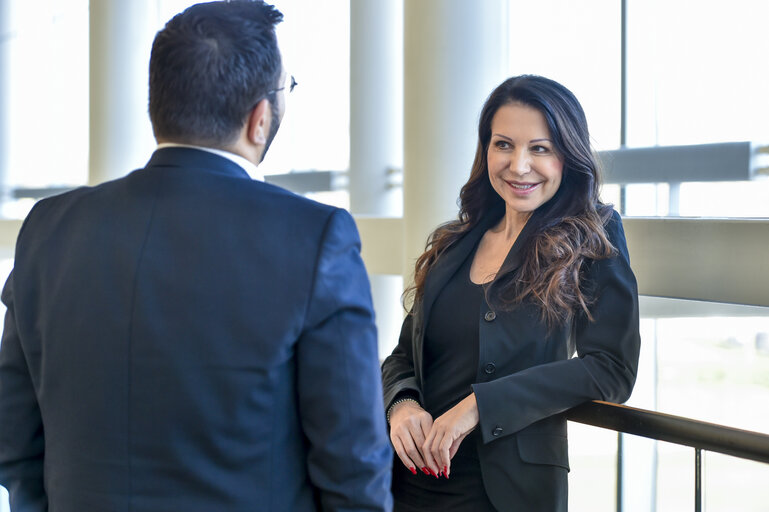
[617,432,624,512]
[694,448,702,512]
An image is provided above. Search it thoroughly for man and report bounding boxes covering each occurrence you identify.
[0,1,392,511]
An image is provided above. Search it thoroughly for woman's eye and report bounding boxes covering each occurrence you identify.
[494,140,511,149]
[531,145,549,153]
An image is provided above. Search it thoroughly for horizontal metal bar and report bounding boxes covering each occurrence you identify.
[598,141,768,184]
[567,401,769,465]
[11,186,75,200]
[264,170,347,195]
[8,171,349,201]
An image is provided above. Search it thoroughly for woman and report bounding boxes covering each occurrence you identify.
[381,75,641,511]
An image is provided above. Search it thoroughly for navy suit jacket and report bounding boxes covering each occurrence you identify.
[382,205,640,511]
[0,147,393,511]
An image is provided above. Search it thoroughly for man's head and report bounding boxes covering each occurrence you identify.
[149,1,284,161]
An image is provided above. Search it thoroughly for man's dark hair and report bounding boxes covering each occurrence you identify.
[149,0,283,147]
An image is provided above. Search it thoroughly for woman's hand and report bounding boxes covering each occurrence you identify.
[388,400,434,475]
[422,393,479,478]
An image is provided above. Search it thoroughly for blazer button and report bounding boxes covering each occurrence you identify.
[484,311,496,322]
[484,362,496,374]
[492,426,503,437]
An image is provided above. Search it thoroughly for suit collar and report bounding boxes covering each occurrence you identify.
[155,143,264,181]
[145,147,253,180]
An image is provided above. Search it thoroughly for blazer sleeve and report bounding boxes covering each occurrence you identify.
[471,211,641,443]
[296,208,393,512]
[381,312,424,413]
[0,271,48,512]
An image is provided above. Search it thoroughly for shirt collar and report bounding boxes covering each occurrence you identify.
[156,142,264,181]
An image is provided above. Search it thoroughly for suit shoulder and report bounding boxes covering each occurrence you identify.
[19,185,95,231]
[251,179,342,222]
[604,209,625,246]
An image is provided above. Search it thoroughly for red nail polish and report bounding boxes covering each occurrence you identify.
[409,467,417,475]
[421,467,430,475]
[444,465,448,474]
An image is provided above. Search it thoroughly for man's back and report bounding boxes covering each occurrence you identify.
[0,148,393,511]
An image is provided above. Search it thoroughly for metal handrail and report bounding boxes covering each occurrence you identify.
[566,400,769,465]
[567,400,769,512]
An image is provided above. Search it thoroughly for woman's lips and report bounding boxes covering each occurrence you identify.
[505,181,541,195]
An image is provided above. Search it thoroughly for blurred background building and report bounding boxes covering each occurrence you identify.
[1,1,767,510]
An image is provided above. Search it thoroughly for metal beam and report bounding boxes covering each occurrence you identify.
[263,170,346,195]
[599,142,769,184]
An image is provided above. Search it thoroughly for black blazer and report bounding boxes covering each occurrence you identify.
[382,206,640,511]
[0,148,393,512]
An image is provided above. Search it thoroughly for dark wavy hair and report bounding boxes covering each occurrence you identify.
[406,75,616,327]
[149,0,283,147]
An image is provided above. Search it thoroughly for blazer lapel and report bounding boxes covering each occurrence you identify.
[419,203,505,342]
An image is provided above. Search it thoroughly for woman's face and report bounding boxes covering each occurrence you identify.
[487,102,564,217]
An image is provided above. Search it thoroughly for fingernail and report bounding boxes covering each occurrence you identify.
[421,467,430,475]
[428,468,438,478]
[444,465,448,474]
[409,467,417,475]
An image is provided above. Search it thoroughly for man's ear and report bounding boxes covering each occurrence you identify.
[247,98,271,146]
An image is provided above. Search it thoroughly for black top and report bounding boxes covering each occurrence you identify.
[392,248,498,512]
[422,250,483,420]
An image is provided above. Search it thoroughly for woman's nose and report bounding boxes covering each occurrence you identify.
[509,150,531,175]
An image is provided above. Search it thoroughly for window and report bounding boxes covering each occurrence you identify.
[623,0,769,218]
[1,0,89,218]
[508,0,621,153]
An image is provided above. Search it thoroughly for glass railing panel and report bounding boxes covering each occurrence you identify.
[568,422,618,511]
[636,296,769,510]
[700,452,769,512]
